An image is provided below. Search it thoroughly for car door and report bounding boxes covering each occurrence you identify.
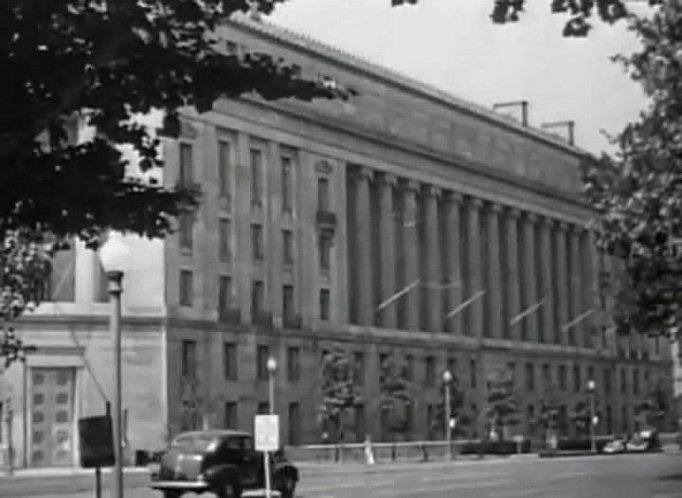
[238,436,261,488]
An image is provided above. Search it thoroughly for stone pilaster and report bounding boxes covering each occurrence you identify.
[486,203,503,339]
[555,222,570,345]
[424,185,443,332]
[505,208,521,341]
[521,213,539,343]
[539,217,555,343]
[377,173,397,329]
[466,197,484,338]
[355,165,374,326]
[584,229,601,349]
[444,192,463,335]
[568,225,583,346]
[401,179,420,331]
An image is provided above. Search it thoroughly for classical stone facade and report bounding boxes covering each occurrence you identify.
[1,16,674,468]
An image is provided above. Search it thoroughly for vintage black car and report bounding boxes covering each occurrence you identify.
[149,430,299,498]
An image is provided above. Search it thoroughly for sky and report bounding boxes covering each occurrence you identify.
[269,0,651,155]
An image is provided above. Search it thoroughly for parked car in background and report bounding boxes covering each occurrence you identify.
[603,438,627,454]
[148,430,298,498]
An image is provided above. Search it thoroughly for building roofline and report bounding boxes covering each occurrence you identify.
[225,14,591,159]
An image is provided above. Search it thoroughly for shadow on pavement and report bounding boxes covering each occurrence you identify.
[657,474,682,481]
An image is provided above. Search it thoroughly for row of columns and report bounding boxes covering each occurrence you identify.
[348,165,599,347]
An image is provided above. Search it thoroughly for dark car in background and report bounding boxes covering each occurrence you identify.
[148,430,298,498]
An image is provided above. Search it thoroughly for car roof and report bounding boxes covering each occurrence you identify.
[175,430,252,441]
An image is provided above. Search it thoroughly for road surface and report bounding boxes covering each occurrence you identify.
[3,453,682,498]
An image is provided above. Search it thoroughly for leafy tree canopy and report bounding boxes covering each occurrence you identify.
[319,348,360,442]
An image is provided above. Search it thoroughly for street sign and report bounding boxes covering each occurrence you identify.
[254,415,280,452]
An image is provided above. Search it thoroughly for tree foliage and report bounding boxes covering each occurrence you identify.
[378,353,412,437]
[431,376,468,439]
[582,1,682,339]
[319,348,361,443]
[535,383,564,445]
[485,369,520,439]
[635,379,669,429]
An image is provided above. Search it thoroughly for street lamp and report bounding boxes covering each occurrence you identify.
[267,356,277,415]
[99,231,130,498]
[443,370,453,461]
[587,379,597,453]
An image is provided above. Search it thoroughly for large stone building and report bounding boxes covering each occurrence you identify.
[1,16,674,468]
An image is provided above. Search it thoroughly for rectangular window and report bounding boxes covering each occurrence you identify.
[219,219,231,262]
[250,148,263,206]
[425,356,436,386]
[179,143,193,186]
[181,340,197,378]
[257,402,269,415]
[218,140,232,199]
[621,368,627,394]
[257,345,270,381]
[251,224,263,262]
[251,281,264,318]
[288,403,300,445]
[558,365,567,391]
[179,213,193,252]
[542,364,551,386]
[179,270,193,307]
[319,289,331,321]
[282,230,294,266]
[353,352,365,386]
[603,368,612,394]
[287,347,300,382]
[633,369,639,395]
[319,229,333,271]
[573,365,581,393]
[470,359,478,389]
[218,276,232,317]
[318,177,330,211]
[223,342,238,380]
[224,401,238,429]
[281,155,294,214]
[527,404,535,426]
[525,363,535,391]
[404,354,414,382]
[282,285,295,322]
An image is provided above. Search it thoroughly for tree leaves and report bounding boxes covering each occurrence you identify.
[319,348,360,442]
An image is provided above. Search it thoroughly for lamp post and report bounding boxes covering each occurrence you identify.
[99,231,130,498]
[267,356,277,415]
[587,379,596,453]
[443,370,453,461]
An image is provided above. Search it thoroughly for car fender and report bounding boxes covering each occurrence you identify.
[273,462,299,483]
[203,464,240,486]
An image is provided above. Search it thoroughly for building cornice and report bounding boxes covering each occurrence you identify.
[224,15,592,160]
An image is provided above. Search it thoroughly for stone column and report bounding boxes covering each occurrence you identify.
[486,203,503,339]
[424,185,442,332]
[505,208,521,341]
[521,213,539,343]
[568,225,583,346]
[355,166,374,326]
[539,217,555,343]
[402,179,420,331]
[466,197,484,338]
[555,222,570,345]
[377,173,397,329]
[444,192,463,335]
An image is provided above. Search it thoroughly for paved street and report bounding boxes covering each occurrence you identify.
[4,453,682,498]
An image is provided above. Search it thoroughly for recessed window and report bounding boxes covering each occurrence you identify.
[319,229,333,272]
[250,148,263,207]
[179,143,193,186]
[181,340,197,378]
[283,285,295,322]
[218,140,232,200]
[219,219,231,262]
[218,276,233,316]
[287,347,300,382]
[353,352,364,385]
[179,270,193,307]
[281,155,294,214]
[425,356,436,386]
[257,345,270,381]
[317,177,330,211]
[525,363,534,391]
[471,359,478,389]
[179,213,193,252]
[252,224,264,262]
[224,401,238,429]
[223,342,238,380]
[251,281,264,318]
[319,289,331,321]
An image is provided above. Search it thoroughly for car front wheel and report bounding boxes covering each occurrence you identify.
[216,481,241,498]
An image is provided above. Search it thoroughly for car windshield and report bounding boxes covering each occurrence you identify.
[171,434,216,453]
